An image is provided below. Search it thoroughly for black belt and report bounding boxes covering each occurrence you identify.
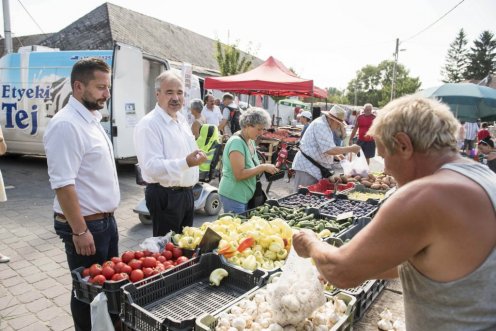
[54,212,113,222]
[149,183,193,191]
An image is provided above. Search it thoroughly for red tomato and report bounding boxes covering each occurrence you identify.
[101,266,115,280]
[89,264,102,277]
[130,269,144,282]
[143,250,152,257]
[103,261,115,269]
[162,250,173,260]
[175,256,189,265]
[165,242,175,252]
[142,257,157,268]
[152,252,161,259]
[172,247,183,259]
[92,274,106,285]
[134,251,145,259]
[111,273,125,281]
[142,267,154,278]
[157,256,166,263]
[121,264,132,275]
[114,262,126,273]
[121,251,135,264]
[111,257,122,264]
[128,259,142,270]
[82,268,90,278]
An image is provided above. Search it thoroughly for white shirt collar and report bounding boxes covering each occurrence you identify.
[68,96,103,123]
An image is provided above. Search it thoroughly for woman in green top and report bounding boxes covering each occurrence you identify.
[219,107,278,214]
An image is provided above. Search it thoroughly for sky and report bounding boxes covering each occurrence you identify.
[1,0,495,91]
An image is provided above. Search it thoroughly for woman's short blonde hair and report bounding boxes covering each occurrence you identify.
[368,95,460,154]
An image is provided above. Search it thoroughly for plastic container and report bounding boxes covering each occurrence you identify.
[340,279,387,321]
[337,217,372,242]
[318,197,378,219]
[195,287,356,331]
[307,179,355,197]
[277,187,330,209]
[71,253,198,314]
[120,253,267,331]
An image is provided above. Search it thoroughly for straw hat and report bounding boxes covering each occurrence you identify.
[323,105,347,127]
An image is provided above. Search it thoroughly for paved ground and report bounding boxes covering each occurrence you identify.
[0,154,402,330]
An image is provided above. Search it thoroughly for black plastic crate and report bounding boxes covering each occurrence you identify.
[120,253,267,331]
[264,170,285,182]
[277,187,330,209]
[340,279,387,321]
[337,217,372,242]
[318,197,378,219]
[71,252,198,314]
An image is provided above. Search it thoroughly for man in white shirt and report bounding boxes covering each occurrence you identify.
[219,93,241,136]
[44,58,120,331]
[134,71,207,237]
[202,94,223,126]
[463,121,479,155]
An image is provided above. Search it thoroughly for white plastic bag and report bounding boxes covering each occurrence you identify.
[266,246,326,326]
[341,149,369,178]
[0,170,7,202]
[90,293,114,331]
[139,231,173,253]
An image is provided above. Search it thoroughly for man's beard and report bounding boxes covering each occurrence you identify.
[82,97,106,110]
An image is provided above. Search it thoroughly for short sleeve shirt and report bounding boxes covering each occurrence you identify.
[292,115,337,180]
[356,114,375,141]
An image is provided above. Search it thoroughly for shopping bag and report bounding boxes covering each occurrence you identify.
[341,149,369,178]
[247,180,267,209]
[90,293,115,331]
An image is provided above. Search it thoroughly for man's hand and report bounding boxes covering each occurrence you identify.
[73,231,96,256]
[186,150,208,167]
[349,144,361,154]
[292,229,319,258]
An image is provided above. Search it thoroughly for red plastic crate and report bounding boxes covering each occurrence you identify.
[307,179,355,196]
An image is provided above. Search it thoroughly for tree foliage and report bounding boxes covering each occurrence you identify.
[215,40,253,76]
[345,60,421,107]
[464,30,496,80]
[441,28,468,83]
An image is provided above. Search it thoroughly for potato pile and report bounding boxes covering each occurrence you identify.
[330,173,397,190]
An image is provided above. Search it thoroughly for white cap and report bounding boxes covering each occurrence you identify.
[301,111,312,120]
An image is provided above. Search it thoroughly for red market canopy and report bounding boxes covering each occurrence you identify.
[204,56,327,99]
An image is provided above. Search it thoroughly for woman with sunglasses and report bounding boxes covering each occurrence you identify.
[478,137,496,173]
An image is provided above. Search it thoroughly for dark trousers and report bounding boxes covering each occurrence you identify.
[54,216,119,331]
[145,184,194,236]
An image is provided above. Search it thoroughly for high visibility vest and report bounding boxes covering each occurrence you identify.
[196,124,220,173]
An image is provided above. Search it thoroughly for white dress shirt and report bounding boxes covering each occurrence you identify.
[202,105,223,126]
[134,104,199,187]
[43,96,120,215]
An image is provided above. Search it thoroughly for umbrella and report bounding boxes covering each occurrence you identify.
[278,99,311,110]
[417,83,496,122]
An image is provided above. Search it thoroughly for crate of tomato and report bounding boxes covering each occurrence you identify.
[71,242,196,314]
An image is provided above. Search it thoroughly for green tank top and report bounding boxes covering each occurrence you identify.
[218,135,259,203]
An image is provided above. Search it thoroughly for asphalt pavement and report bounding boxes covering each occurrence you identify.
[0,153,397,330]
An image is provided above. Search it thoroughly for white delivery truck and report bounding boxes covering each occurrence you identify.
[0,42,201,161]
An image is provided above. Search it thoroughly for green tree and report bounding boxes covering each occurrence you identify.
[464,30,496,80]
[326,87,348,104]
[215,39,254,76]
[345,60,420,107]
[441,28,468,83]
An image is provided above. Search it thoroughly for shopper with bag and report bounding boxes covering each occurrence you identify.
[349,103,376,164]
[293,95,496,330]
[218,107,278,214]
[292,105,361,191]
